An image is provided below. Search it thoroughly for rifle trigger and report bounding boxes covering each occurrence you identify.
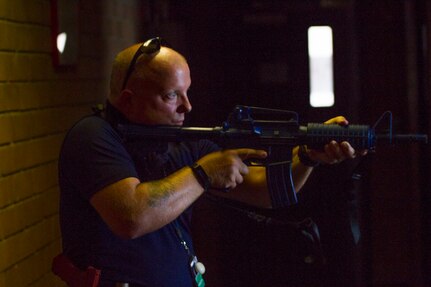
[244,159,265,166]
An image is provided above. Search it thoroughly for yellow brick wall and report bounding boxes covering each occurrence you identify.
[0,0,142,286]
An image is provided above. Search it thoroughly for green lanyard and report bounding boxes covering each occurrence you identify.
[173,220,205,287]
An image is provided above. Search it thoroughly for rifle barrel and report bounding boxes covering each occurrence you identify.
[376,134,428,144]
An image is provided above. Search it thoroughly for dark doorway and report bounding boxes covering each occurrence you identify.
[141,0,429,286]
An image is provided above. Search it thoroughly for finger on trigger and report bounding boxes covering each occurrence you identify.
[237,148,267,160]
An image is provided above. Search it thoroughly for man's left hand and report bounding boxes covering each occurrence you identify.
[307,116,368,165]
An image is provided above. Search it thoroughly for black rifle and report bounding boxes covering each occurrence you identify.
[117,106,427,208]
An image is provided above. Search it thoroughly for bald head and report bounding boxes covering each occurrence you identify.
[107,41,192,125]
[108,43,188,105]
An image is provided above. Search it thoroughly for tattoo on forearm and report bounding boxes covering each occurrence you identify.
[147,179,175,207]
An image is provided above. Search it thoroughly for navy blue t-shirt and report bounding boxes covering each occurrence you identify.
[58,114,219,286]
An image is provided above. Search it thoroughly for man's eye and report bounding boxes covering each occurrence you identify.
[165,92,178,100]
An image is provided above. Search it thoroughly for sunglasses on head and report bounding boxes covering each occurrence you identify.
[121,37,168,90]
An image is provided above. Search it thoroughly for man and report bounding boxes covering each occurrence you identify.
[58,38,361,287]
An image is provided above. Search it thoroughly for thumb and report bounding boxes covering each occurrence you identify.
[325,116,349,126]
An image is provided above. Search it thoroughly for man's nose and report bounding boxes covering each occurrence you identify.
[178,95,192,113]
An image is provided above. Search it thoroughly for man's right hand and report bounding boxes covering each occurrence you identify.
[197,149,267,189]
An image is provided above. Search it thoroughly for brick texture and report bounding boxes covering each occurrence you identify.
[0,0,142,285]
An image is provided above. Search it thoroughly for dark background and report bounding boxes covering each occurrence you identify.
[141,1,430,286]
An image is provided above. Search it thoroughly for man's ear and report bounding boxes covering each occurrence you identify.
[116,89,134,113]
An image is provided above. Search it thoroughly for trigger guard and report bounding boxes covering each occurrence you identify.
[244,159,265,166]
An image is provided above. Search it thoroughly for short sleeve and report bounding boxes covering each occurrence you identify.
[59,116,138,200]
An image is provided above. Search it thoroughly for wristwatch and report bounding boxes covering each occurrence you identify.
[190,163,211,191]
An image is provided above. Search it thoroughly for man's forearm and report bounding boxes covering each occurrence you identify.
[91,167,205,239]
[291,146,315,193]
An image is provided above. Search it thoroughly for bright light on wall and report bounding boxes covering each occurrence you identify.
[57,32,67,54]
[308,26,334,107]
